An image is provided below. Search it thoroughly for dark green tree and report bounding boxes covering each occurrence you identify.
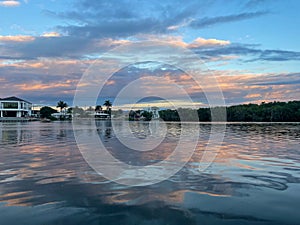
[158,101,300,122]
[40,106,57,119]
[95,105,103,111]
[141,111,153,121]
[72,106,85,117]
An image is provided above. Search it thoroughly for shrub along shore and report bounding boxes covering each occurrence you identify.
[159,101,300,122]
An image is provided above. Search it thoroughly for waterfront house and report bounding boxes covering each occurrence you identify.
[51,111,72,119]
[95,111,110,119]
[94,105,110,119]
[0,96,32,118]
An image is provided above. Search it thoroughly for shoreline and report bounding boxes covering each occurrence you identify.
[0,118,40,122]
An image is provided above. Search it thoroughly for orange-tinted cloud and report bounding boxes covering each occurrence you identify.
[0,35,35,42]
[15,83,72,91]
[189,38,230,48]
[105,80,116,85]
[245,93,262,99]
[41,32,61,37]
[0,0,20,7]
[135,35,231,49]
[0,60,45,68]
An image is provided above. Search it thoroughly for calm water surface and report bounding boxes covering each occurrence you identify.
[0,121,299,225]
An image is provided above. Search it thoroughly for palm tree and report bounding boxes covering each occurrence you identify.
[103,100,112,116]
[57,100,68,113]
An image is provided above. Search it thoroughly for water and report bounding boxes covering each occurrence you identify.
[0,121,299,225]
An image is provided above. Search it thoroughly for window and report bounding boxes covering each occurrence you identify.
[3,102,18,109]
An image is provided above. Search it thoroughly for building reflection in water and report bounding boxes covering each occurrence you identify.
[0,123,33,145]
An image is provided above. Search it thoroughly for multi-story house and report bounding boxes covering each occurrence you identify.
[0,96,32,118]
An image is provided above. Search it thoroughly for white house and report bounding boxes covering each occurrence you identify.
[94,111,110,119]
[0,96,32,118]
[51,112,72,119]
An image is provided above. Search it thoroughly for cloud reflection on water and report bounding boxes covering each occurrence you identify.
[0,121,299,224]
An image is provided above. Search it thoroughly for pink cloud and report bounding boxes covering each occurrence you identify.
[0,0,20,7]
[188,38,230,48]
[15,83,71,91]
[0,35,34,42]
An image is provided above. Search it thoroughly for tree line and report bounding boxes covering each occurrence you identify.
[40,100,114,120]
[40,100,300,122]
[159,101,300,122]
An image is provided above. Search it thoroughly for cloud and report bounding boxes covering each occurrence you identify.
[0,32,299,64]
[0,66,82,104]
[249,73,300,86]
[0,60,44,69]
[167,18,194,31]
[0,0,20,7]
[216,72,300,104]
[3,0,294,106]
[0,36,97,59]
[41,32,61,37]
[244,93,262,99]
[189,38,230,48]
[244,0,271,9]
[0,35,35,42]
[190,11,268,28]
[15,82,71,91]
[57,18,169,39]
[118,99,204,110]
[194,44,300,62]
[0,34,231,61]
[50,0,271,41]
[194,44,260,58]
[135,35,231,50]
[258,50,300,61]
[0,55,298,106]
[0,58,89,70]
[51,1,250,39]
[107,69,300,106]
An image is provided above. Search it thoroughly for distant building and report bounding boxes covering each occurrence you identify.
[51,112,72,119]
[0,96,32,118]
[149,107,160,119]
[31,109,40,118]
[95,111,110,119]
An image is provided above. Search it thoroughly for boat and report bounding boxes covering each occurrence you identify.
[41,118,52,123]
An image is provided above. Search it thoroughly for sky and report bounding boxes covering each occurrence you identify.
[0,0,300,108]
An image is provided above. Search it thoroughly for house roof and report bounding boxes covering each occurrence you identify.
[0,96,32,104]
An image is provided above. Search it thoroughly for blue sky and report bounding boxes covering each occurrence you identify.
[0,0,300,107]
